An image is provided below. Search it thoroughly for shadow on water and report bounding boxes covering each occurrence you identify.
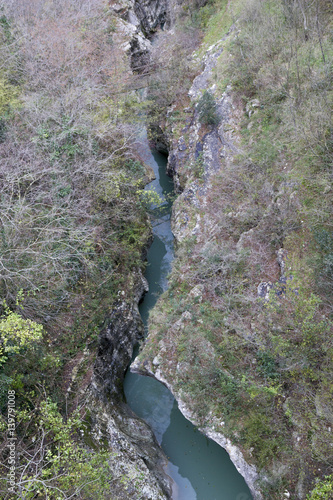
[124,130,253,500]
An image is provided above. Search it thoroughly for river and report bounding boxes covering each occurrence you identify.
[123,131,253,500]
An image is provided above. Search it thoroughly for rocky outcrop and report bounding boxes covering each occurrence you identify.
[86,393,171,500]
[168,84,240,243]
[87,268,172,499]
[92,271,148,401]
[129,32,151,72]
[85,394,172,500]
[110,0,171,34]
[133,0,170,35]
[110,0,171,71]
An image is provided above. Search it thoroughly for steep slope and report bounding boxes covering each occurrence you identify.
[1,0,332,498]
[0,1,172,498]
[134,0,333,498]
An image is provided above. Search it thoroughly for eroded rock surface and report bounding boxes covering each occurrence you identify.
[87,269,172,499]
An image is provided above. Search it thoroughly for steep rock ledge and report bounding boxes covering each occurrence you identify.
[65,262,172,497]
[85,392,172,500]
[92,271,148,401]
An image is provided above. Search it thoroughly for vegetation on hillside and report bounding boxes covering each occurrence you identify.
[0,0,155,497]
[1,398,111,499]
[139,0,333,498]
[0,0,332,497]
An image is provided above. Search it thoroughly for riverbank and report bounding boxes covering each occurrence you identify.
[0,2,174,497]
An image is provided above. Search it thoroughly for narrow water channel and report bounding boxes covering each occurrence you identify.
[124,131,253,500]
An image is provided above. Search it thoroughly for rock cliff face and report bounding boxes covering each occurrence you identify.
[133,36,265,500]
[87,270,171,500]
[133,0,170,34]
[86,393,172,500]
[110,0,171,71]
[92,272,148,400]
[67,267,172,498]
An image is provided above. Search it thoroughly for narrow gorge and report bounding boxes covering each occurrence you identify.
[0,0,332,499]
[124,130,254,499]
[86,1,260,497]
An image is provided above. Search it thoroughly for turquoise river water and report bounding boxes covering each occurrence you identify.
[123,132,253,500]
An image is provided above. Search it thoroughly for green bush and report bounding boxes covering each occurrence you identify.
[197,90,221,125]
[307,475,333,500]
[242,412,283,468]
[0,399,111,499]
[257,351,280,380]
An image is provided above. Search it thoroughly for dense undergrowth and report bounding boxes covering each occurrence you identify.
[139,0,333,498]
[0,1,155,497]
[0,0,332,497]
